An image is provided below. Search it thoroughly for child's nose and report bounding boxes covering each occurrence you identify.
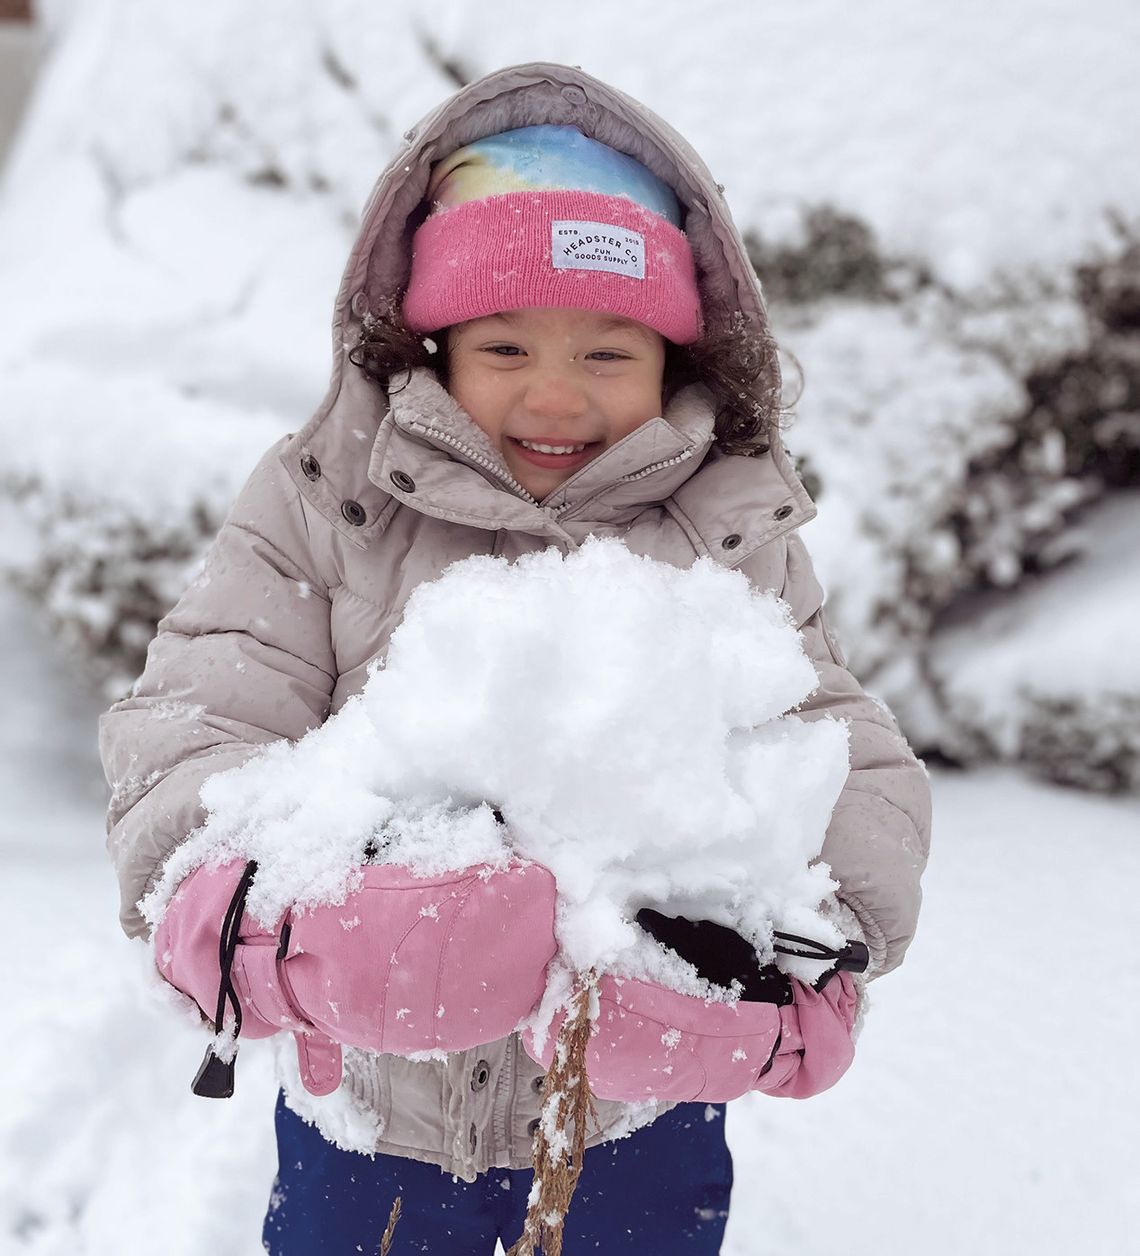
[523,370,589,423]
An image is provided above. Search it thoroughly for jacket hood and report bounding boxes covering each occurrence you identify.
[335,61,775,364]
[285,62,814,552]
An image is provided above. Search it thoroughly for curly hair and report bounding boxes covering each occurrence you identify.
[347,303,798,454]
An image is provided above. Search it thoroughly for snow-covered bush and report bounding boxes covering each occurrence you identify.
[744,206,900,306]
[0,368,286,696]
[923,492,1140,793]
[778,281,1037,671]
[1055,219,1140,489]
[934,219,1140,595]
[755,206,1139,791]
[1015,694,1140,794]
[0,2,459,690]
[914,230,1140,790]
[770,213,1130,651]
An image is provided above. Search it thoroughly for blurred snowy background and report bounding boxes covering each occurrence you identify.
[1,2,1137,1253]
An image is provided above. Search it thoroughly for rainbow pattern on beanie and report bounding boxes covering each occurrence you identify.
[402,125,702,344]
[427,125,683,223]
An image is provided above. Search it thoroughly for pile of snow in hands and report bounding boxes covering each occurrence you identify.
[145,539,851,1022]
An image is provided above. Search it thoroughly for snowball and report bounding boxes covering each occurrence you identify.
[145,538,850,997]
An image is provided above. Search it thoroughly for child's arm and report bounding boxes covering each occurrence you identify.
[99,439,336,938]
[767,531,933,979]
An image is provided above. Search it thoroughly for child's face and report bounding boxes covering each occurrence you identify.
[446,307,666,500]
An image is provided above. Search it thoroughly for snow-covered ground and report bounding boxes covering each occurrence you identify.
[2,581,1137,1256]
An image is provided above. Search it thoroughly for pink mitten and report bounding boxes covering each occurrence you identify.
[521,970,857,1104]
[752,969,858,1099]
[523,974,783,1103]
[156,858,558,1096]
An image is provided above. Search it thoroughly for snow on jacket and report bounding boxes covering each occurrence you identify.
[99,62,932,1179]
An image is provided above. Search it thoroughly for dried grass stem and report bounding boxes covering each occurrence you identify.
[507,972,599,1256]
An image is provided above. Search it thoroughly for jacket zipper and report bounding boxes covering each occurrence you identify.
[406,422,539,505]
[407,422,698,523]
[492,1033,516,1158]
[612,447,696,486]
[554,446,697,523]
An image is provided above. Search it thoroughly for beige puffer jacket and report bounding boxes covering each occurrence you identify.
[99,62,932,1180]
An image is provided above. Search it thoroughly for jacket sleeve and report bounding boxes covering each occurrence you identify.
[755,531,932,979]
[99,439,337,938]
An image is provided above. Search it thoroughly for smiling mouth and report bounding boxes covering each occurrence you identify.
[508,436,603,467]
[516,439,591,454]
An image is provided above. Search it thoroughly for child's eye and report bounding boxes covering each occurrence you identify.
[586,351,629,362]
[483,344,524,357]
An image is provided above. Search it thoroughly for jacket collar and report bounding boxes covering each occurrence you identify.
[367,367,717,539]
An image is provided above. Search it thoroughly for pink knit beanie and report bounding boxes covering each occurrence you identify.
[402,125,703,344]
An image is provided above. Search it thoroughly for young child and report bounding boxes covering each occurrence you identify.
[100,63,932,1254]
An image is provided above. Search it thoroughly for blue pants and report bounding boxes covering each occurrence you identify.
[263,1092,732,1253]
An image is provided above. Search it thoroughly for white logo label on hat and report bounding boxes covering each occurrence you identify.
[551,221,646,279]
